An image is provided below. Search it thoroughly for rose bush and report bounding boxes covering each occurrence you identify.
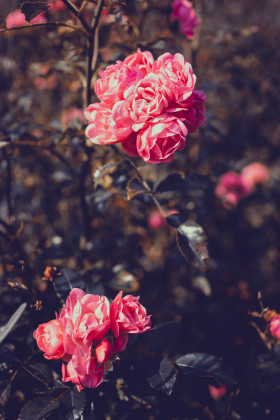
[33,288,151,391]
[85,49,206,164]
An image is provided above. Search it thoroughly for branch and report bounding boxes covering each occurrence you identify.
[60,0,91,33]
[111,145,167,219]
[0,22,89,36]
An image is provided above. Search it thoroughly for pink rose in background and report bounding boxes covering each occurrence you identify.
[215,172,249,209]
[136,115,187,164]
[6,9,47,28]
[110,291,152,337]
[34,288,151,391]
[170,0,200,39]
[61,107,85,127]
[241,162,269,191]
[33,319,65,360]
[216,163,270,209]
[270,316,280,340]
[208,385,227,401]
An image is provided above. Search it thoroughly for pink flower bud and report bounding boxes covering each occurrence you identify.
[241,162,269,191]
[33,319,65,360]
[208,384,227,401]
[270,316,280,340]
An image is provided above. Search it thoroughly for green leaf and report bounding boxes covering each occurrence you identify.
[60,386,86,420]
[23,362,53,389]
[150,321,181,352]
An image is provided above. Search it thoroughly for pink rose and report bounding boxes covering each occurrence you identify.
[122,132,139,156]
[123,49,154,75]
[59,288,110,355]
[170,0,200,39]
[241,162,269,191]
[110,291,152,337]
[215,172,250,208]
[6,9,46,28]
[183,90,207,132]
[136,114,187,164]
[94,62,143,105]
[33,319,65,360]
[85,102,119,145]
[270,316,280,340]
[62,350,104,392]
[129,72,175,130]
[153,53,196,105]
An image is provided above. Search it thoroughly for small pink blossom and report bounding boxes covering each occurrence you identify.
[33,319,65,360]
[136,115,187,164]
[215,172,250,209]
[110,291,152,337]
[270,316,280,340]
[123,49,154,74]
[170,0,200,39]
[6,9,46,29]
[208,384,227,401]
[241,162,269,191]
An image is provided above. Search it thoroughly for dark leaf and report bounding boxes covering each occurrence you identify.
[0,18,6,30]
[23,362,53,388]
[0,303,27,344]
[176,353,237,386]
[146,357,176,396]
[165,213,182,228]
[18,396,60,420]
[150,321,181,352]
[156,172,188,193]
[60,386,86,420]
[53,268,85,303]
[0,381,11,406]
[86,281,105,296]
[176,220,209,271]
[21,1,51,23]
[257,352,280,395]
[126,178,153,201]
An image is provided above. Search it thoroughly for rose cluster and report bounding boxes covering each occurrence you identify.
[85,50,206,164]
[215,162,269,208]
[33,288,151,391]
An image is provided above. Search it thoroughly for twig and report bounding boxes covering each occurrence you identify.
[111,145,167,219]
[60,0,91,33]
[0,22,89,36]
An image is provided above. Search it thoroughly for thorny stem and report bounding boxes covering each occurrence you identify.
[111,145,167,219]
